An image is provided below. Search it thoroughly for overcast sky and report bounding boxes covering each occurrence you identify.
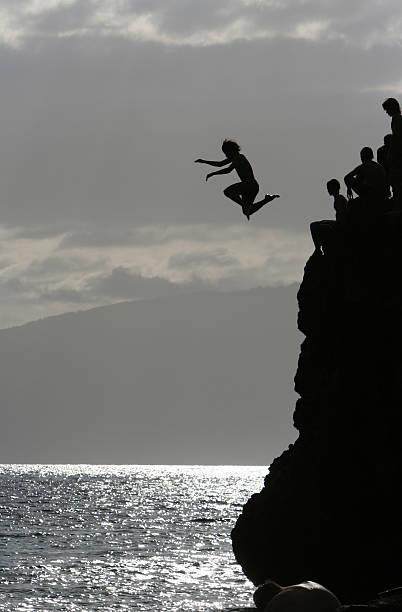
[0,0,400,327]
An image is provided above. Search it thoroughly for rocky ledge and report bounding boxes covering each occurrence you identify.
[231,212,402,605]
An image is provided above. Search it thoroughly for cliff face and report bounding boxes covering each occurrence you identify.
[231,214,402,604]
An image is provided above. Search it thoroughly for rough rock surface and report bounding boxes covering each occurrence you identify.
[231,213,402,605]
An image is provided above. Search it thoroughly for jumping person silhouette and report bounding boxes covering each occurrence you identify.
[195,139,279,220]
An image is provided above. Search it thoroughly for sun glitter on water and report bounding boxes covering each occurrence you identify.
[0,464,266,611]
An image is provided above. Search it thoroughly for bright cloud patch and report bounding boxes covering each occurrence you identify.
[291,20,330,42]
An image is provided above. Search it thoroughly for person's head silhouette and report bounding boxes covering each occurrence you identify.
[382,98,401,117]
[326,178,341,197]
[222,139,241,159]
[360,146,374,162]
[384,133,392,146]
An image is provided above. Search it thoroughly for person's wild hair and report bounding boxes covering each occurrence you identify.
[222,139,241,157]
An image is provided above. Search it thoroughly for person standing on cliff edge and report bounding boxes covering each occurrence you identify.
[195,139,279,220]
[382,97,402,208]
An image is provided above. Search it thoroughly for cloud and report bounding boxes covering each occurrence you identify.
[39,286,91,303]
[11,226,69,241]
[36,266,209,304]
[0,0,398,330]
[26,255,109,284]
[365,80,402,96]
[86,266,187,300]
[0,220,311,327]
[59,227,183,249]
[25,255,88,277]
[0,6,398,236]
[4,278,25,293]
[168,248,239,270]
[1,0,401,49]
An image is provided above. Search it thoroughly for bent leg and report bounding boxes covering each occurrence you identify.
[240,182,260,219]
[310,221,323,253]
[223,182,244,207]
[310,220,336,254]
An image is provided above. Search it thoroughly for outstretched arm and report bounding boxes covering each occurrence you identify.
[206,165,234,181]
[195,158,231,167]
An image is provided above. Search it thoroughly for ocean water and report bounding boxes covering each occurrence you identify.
[0,465,266,611]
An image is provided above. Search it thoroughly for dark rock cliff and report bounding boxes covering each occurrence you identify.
[231,213,402,605]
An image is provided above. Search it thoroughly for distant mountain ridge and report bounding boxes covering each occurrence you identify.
[0,286,299,464]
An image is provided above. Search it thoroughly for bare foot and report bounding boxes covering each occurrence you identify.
[242,205,251,221]
[264,194,280,203]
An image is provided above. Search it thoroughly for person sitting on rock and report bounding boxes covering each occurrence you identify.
[253,579,340,612]
[345,147,389,212]
[328,178,348,224]
[382,97,402,208]
[195,139,279,221]
[310,179,348,255]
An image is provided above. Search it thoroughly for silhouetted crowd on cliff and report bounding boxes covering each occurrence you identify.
[311,97,402,255]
